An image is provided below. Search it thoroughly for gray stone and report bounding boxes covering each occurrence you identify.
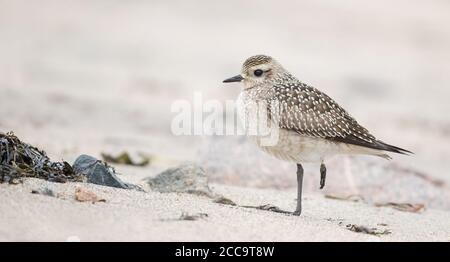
[73,154,139,190]
[31,187,56,197]
[146,162,214,197]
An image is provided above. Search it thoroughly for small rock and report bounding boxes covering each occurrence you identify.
[72,155,139,190]
[75,187,106,203]
[213,196,237,206]
[146,162,214,197]
[3,175,11,183]
[31,188,56,197]
[179,212,208,221]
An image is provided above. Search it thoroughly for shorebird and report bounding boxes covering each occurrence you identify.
[223,55,411,216]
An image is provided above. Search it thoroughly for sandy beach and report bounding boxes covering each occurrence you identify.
[1,178,448,242]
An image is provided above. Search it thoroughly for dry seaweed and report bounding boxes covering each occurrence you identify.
[325,194,365,202]
[346,224,391,236]
[213,196,237,206]
[31,188,56,197]
[391,163,446,188]
[75,187,106,203]
[325,193,426,213]
[0,132,84,184]
[101,152,150,167]
[158,212,209,222]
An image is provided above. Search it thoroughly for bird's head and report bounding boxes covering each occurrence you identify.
[223,55,284,90]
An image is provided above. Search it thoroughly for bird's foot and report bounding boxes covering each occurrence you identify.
[292,210,302,216]
[241,204,291,215]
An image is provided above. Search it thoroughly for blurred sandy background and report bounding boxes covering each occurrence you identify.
[1,0,449,209]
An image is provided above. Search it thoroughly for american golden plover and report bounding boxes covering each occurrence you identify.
[223,54,411,216]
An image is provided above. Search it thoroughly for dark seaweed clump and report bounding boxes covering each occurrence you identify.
[0,132,84,184]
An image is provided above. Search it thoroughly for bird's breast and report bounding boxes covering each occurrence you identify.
[236,92,342,163]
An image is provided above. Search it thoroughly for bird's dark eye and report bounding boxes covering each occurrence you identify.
[254,69,264,77]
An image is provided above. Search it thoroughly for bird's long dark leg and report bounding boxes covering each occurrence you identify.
[293,163,303,216]
[320,162,326,189]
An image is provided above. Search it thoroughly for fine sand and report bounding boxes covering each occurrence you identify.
[0,178,448,241]
[1,0,450,241]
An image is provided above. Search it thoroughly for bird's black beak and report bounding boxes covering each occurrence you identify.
[223,75,244,83]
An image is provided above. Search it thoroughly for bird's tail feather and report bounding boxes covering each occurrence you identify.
[373,140,413,155]
[329,135,413,155]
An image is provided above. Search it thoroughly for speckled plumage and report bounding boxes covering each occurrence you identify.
[224,54,411,215]
[234,55,410,163]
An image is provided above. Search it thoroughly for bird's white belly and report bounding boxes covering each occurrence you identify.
[252,129,343,163]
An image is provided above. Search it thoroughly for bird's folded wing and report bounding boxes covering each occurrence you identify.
[267,83,376,144]
[265,81,411,155]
